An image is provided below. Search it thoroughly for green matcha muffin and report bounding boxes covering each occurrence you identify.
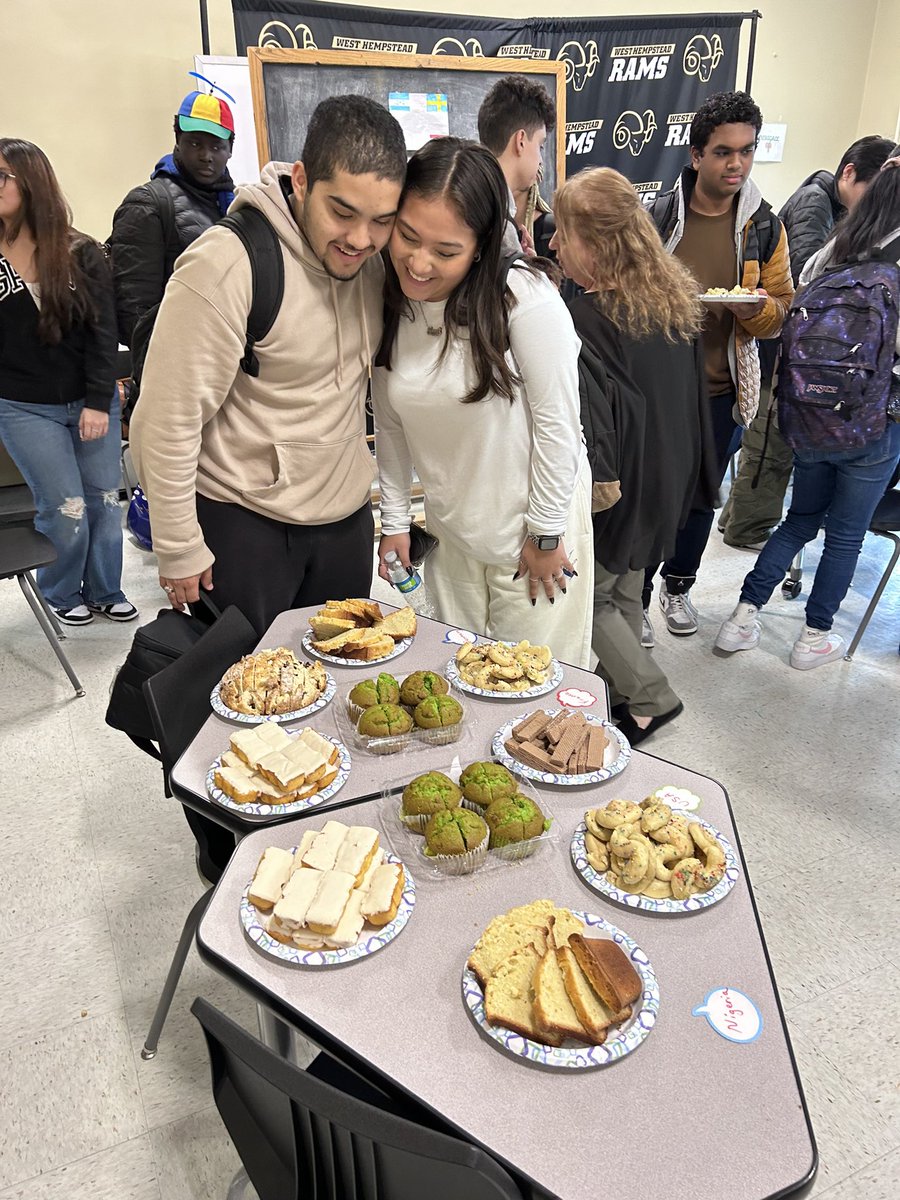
[458,760,518,809]
[400,669,449,707]
[413,694,463,729]
[423,808,488,874]
[348,673,400,710]
[483,793,548,850]
[401,771,463,830]
[356,703,413,738]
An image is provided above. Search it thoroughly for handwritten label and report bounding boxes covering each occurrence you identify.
[557,687,597,708]
[445,628,478,645]
[647,785,701,812]
[693,987,763,1043]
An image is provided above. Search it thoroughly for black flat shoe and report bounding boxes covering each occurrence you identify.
[610,702,629,723]
[617,701,684,747]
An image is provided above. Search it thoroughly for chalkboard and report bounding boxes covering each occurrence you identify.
[248,48,565,200]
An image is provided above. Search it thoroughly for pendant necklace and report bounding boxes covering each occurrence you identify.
[418,301,443,337]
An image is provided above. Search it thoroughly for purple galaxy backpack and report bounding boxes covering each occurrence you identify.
[778,234,900,451]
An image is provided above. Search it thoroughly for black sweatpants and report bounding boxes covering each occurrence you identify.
[197,495,375,635]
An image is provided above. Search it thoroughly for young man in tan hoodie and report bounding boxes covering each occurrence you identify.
[130,95,407,634]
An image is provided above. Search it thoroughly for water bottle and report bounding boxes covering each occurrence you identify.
[383,550,436,617]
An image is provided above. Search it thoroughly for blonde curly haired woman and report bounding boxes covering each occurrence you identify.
[551,167,717,744]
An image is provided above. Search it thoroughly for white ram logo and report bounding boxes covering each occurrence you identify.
[557,40,600,92]
[613,110,657,156]
[683,34,723,82]
[431,37,484,56]
[258,21,317,49]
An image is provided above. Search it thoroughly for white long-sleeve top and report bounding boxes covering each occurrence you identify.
[372,265,587,565]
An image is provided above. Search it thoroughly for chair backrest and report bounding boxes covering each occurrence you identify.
[143,606,257,777]
[191,998,526,1200]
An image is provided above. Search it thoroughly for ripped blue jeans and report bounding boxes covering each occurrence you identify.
[0,397,126,610]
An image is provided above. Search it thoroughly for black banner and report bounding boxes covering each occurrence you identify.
[232,1,744,196]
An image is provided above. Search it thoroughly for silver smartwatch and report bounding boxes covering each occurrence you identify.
[527,533,562,552]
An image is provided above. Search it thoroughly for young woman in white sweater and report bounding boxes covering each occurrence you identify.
[372,138,593,667]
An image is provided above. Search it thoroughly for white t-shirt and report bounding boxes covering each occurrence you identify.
[372,265,588,565]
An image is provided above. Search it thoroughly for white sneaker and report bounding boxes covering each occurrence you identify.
[659,585,699,636]
[714,602,761,653]
[790,627,845,671]
[641,610,655,648]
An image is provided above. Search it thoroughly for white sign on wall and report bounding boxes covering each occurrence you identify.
[756,122,787,163]
[193,55,258,186]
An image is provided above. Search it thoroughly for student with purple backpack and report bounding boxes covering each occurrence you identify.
[715,151,900,669]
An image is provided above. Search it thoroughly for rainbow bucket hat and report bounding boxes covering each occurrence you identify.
[177,91,234,140]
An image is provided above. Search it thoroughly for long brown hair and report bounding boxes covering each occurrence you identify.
[0,138,94,344]
[554,167,704,342]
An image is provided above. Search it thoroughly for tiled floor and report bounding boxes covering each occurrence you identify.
[0,506,897,1199]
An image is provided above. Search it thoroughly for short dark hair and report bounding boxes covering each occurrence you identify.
[690,91,762,153]
[477,76,556,155]
[301,95,406,188]
[835,135,896,184]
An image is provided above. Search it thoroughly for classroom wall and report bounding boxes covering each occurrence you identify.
[2,0,895,238]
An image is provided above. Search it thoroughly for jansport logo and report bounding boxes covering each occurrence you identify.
[683,34,723,81]
[613,110,657,156]
[557,40,600,91]
[805,384,841,396]
[665,112,695,147]
[565,119,603,156]
[258,20,317,48]
[607,43,674,82]
[431,37,484,55]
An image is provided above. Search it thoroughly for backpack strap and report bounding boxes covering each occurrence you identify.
[218,207,284,378]
[871,233,900,265]
[145,178,179,268]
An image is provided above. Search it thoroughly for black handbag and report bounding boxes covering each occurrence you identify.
[408,523,439,568]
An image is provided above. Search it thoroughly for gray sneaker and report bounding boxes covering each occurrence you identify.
[659,584,699,636]
[641,610,655,648]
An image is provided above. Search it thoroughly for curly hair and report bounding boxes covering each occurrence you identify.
[302,95,407,188]
[477,76,556,155]
[554,168,704,342]
[690,91,762,154]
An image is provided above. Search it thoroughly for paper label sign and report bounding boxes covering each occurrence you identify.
[444,628,478,645]
[693,987,763,1043]
[556,687,597,708]
[389,92,450,152]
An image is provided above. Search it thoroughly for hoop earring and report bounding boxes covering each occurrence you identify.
[474,252,481,262]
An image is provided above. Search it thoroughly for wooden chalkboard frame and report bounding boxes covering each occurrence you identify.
[248,47,566,189]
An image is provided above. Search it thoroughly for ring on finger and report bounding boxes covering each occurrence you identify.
[163,584,175,594]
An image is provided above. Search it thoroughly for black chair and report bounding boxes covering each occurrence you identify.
[0,526,85,697]
[139,605,257,1059]
[192,997,527,1200]
[844,483,900,660]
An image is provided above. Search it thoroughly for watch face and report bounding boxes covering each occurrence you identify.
[535,535,560,551]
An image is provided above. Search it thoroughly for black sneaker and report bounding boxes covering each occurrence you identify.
[87,602,139,622]
[54,604,94,626]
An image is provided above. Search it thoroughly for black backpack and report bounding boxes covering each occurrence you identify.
[125,205,284,422]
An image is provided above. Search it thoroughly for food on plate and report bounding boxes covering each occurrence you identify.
[454,639,554,691]
[248,822,407,951]
[356,702,414,738]
[218,648,328,716]
[212,726,341,806]
[424,807,489,858]
[703,285,756,296]
[485,943,551,1042]
[467,901,583,987]
[568,933,642,1012]
[583,796,726,899]
[413,694,463,730]
[348,673,401,709]
[483,793,549,848]
[504,710,608,776]
[532,945,592,1043]
[399,669,449,706]
[401,771,463,820]
[556,946,630,1041]
[458,760,518,809]
[308,599,416,660]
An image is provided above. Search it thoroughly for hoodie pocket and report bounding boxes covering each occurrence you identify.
[241,436,376,523]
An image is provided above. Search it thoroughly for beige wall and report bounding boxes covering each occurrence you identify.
[2,0,895,237]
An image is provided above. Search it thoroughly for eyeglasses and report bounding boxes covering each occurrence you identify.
[0,170,17,189]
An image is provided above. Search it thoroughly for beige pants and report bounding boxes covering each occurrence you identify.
[592,564,680,716]
[424,480,594,669]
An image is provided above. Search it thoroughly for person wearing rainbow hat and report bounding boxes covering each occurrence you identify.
[109,88,235,349]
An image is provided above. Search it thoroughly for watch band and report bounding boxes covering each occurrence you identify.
[528,532,562,552]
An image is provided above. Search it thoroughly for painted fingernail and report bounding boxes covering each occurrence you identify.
[512,571,521,581]
[560,587,567,595]
[549,597,555,605]
[530,598,536,607]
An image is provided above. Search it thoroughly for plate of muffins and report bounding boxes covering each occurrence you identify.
[336,668,466,754]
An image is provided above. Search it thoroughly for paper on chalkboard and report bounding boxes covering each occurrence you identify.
[389,92,449,153]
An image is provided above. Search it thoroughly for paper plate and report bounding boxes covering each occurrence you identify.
[210,672,335,724]
[698,293,762,303]
[206,733,350,817]
[446,655,564,700]
[301,631,413,667]
[491,710,630,786]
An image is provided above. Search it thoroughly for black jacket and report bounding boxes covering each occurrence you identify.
[778,170,845,286]
[569,296,718,575]
[108,163,233,347]
[0,237,118,412]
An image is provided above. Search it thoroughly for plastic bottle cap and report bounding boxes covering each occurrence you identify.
[384,550,398,563]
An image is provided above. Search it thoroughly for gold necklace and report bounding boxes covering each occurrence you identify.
[418,301,443,337]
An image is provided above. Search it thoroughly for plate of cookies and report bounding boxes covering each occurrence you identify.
[462,900,658,1069]
[445,640,563,698]
[212,647,334,724]
[571,797,739,914]
[240,821,415,966]
[206,725,350,817]
[492,709,630,786]
[303,599,415,665]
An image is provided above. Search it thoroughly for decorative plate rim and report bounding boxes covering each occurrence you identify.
[570,817,740,914]
[491,710,631,786]
[301,631,413,667]
[462,908,658,1069]
[445,655,564,700]
[240,852,415,966]
[205,733,351,817]
[210,672,336,724]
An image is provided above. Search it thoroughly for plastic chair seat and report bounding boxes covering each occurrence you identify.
[0,526,57,579]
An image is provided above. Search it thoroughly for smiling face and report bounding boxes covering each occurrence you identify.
[691,121,758,205]
[389,192,479,303]
[293,163,401,281]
